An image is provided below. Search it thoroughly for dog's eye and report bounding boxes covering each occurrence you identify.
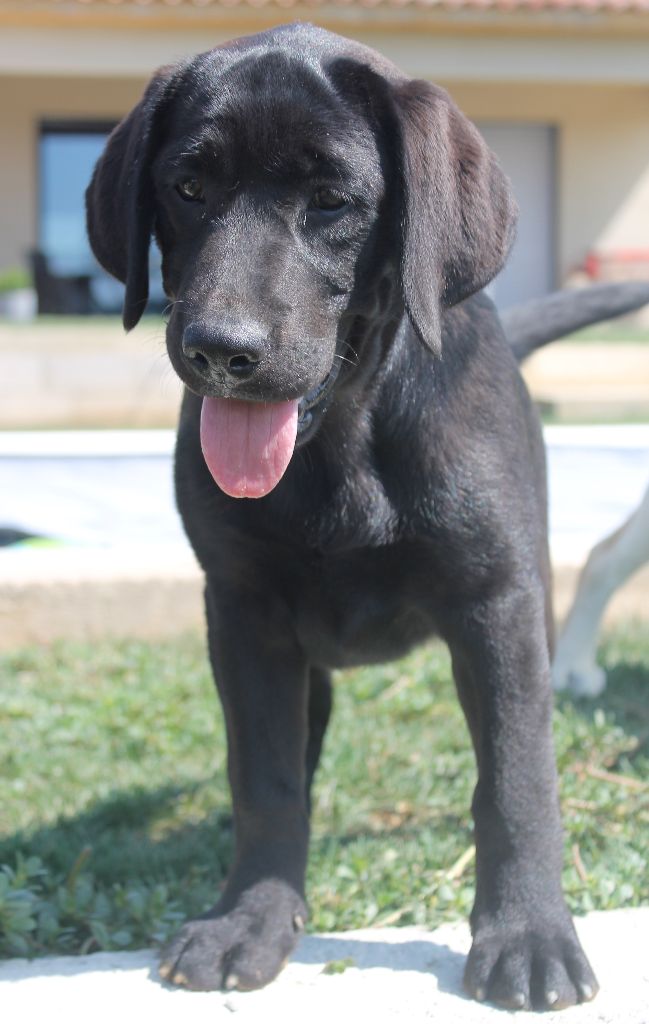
[310,188,348,213]
[176,179,204,202]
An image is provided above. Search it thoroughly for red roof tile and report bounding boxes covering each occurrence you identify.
[12,0,649,11]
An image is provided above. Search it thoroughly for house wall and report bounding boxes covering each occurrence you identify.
[1,24,649,286]
[0,75,143,272]
[446,82,649,280]
[2,23,649,84]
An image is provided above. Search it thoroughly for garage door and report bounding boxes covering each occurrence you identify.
[477,123,556,310]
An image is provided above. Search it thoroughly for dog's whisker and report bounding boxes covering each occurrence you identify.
[334,353,357,368]
[342,341,360,365]
[162,299,185,322]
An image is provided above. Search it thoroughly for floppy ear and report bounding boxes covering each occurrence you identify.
[86,66,180,330]
[391,80,518,354]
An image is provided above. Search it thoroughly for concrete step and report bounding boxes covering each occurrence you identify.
[0,319,181,429]
[522,342,649,404]
[1,909,647,1023]
[1,425,648,650]
[1,545,648,650]
[1,318,648,429]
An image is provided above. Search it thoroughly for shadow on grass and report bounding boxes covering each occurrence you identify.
[603,659,649,702]
[602,661,649,748]
[1,779,470,888]
[554,655,649,784]
[4,655,646,885]
[556,656,649,730]
[0,781,232,896]
[0,777,473,959]
[5,660,645,893]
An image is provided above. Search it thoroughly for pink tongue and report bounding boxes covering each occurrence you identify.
[200,396,299,499]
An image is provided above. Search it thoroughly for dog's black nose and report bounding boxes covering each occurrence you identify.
[182,321,265,380]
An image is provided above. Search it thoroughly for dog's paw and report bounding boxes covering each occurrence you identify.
[552,660,606,698]
[159,880,306,991]
[464,915,599,1011]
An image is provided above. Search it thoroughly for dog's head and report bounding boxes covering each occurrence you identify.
[87,24,516,497]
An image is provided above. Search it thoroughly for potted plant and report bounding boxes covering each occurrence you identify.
[0,266,36,320]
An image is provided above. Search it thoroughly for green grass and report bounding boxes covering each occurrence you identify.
[539,405,649,426]
[1,628,647,958]
[0,315,648,343]
[566,324,649,344]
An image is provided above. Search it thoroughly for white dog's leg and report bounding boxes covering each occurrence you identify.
[553,485,649,697]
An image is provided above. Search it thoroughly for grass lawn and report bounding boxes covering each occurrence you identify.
[3,314,649,339]
[568,324,649,344]
[1,627,647,958]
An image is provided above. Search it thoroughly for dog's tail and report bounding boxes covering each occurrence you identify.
[502,282,649,363]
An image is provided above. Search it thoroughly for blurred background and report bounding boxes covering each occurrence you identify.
[0,0,648,643]
[1,0,648,966]
[2,0,649,316]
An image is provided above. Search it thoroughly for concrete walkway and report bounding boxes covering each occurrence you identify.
[1,318,648,427]
[2,425,649,648]
[1,909,648,1023]
[0,318,181,429]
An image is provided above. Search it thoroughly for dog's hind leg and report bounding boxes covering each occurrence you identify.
[305,667,333,813]
[553,485,649,697]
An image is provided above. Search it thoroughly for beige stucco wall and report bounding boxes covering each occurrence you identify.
[2,23,649,84]
[0,74,145,272]
[1,24,649,283]
[445,82,649,280]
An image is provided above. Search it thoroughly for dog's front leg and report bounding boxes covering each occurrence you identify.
[160,578,310,991]
[443,584,599,1011]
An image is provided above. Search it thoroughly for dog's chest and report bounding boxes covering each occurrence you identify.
[291,541,439,669]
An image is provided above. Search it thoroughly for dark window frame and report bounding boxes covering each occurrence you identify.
[36,119,118,266]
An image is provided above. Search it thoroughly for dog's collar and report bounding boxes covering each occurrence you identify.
[297,359,341,434]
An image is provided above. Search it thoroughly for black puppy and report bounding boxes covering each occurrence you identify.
[87,23,598,1010]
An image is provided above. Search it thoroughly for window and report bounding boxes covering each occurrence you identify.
[38,121,163,314]
[39,121,115,276]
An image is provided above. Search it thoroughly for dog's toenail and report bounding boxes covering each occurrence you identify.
[579,982,594,1001]
[293,913,305,931]
[159,962,172,979]
[512,992,526,1008]
[546,989,559,1005]
[474,986,486,1002]
[172,971,189,986]
[225,973,239,990]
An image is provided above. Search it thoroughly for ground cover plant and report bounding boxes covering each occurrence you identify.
[0,627,647,958]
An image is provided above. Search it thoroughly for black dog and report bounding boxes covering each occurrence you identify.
[87,23,599,1010]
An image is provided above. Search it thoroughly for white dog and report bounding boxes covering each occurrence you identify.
[552,485,649,696]
[502,281,649,698]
